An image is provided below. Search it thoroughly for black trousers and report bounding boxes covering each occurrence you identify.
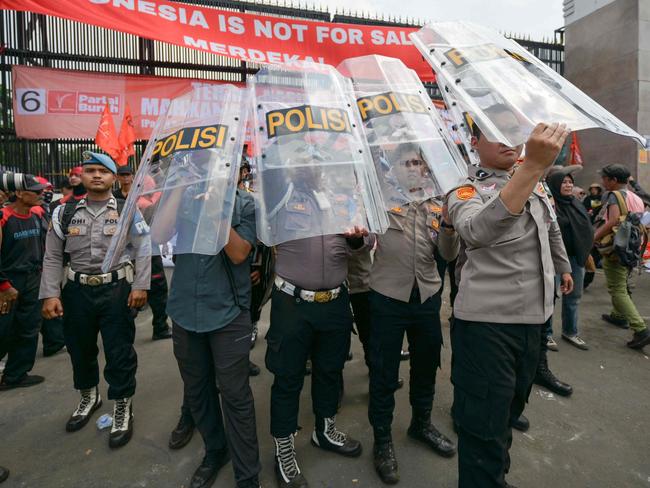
[451,319,541,488]
[0,272,41,383]
[350,291,371,368]
[62,279,137,399]
[368,288,443,430]
[435,250,459,309]
[149,255,169,333]
[173,312,260,484]
[266,287,352,437]
[41,317,65,355]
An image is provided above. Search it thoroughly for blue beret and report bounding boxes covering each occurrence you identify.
[82,151,117,174]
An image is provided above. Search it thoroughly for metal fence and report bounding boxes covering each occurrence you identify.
[0,0,565,184]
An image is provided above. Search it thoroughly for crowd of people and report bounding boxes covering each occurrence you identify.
[0,120,649,488]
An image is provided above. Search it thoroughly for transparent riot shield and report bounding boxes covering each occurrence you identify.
[249,63,389,246]
[411,22,647,148]
[102,85,247,272]
[338,55,467,205]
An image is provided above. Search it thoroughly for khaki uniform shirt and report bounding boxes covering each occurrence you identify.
[370,199,459,303]
[347,249,372,295]
[39,196,151,299]
[448,166,571,324]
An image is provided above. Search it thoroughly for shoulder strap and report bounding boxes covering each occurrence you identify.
[612,191,629,218]
[60,199,81,236]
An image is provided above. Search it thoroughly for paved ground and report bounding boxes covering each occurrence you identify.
[2,269,650,488]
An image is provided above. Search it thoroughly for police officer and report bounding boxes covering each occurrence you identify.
[447,116,572,488]
[40,152,150,449]
[114,165,172,340]
[0,174,48,390]
[368,143,459,485]
[155,173,262,488]
[267,223,367,486]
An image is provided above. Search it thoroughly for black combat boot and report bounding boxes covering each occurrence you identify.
[534,350,573,397]
[66,386,102,432]
[311,416,362,457]
[407,408,456,458]
[168,409,194,450]
[274,434,309,488]
[373,426,399,485]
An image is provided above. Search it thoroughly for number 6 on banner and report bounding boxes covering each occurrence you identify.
[16,88,46,115]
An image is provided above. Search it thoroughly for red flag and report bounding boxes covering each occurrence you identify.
[94,103,120,161]
[569,132,584,165]
[117,103,137,166]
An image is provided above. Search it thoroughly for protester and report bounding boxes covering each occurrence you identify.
[594,163,650,349]
[0,174,48,390]
[583,183,603,221]
[447,117,571,488]
[40,152,150,448]
[547,167,594,350]
[159,181,262,488]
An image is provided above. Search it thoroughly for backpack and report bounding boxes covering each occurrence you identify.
[597,191,647,268]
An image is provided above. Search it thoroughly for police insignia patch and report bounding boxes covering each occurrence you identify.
[68,227,80,236]
[476,169,490,180]
[456,186,476,201]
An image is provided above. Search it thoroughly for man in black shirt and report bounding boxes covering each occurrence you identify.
[0,174,48,390]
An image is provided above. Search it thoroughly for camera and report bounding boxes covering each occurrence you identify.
[0,172,27,192]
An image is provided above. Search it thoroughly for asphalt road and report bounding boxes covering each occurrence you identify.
[2,269,650,488]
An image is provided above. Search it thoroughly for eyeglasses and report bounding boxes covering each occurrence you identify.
[403,159,425,168]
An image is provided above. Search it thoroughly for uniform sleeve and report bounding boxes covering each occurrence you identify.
[447,187,523,248]
[437,228,460,262]
[39,214,66,299]
[234,195,257,248]
[548,220,572,275]
[130,209,152,291]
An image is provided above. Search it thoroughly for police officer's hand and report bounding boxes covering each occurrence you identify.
[560,272,574,295]
[0,286,18,315]
[524,123,570,171]
[128,290,147,309]
[42,297,64,319]
[343,226,369,239]
[251,270,262,286]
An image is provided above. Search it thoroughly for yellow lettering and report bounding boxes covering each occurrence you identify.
[285,109,305,133]
[175,129,190,150]
[198,127,217,148]
[160,134,177,157]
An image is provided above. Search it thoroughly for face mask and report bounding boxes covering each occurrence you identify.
[43,191,53,204]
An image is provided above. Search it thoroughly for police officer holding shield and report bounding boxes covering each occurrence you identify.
[40,152,151,449]
[447,116,572,488]
[368,143,459,485]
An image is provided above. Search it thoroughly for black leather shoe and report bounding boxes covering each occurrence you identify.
[311,417,362,458]
[190,449,230,488]
[396,378,404,390]
[602,314,629,329]
[304,360,312,376]
[407,409,456,458]
[511,415,530,432]
[373,430,399,485]
[0,374,44,391]
[43,344,66,357]
[534,368,573,397]
[627,329,650,349]
[168,411,194,450]
[399,350,410,361]
[152,327,173,340]
[0,466,9,483]
[249,361,261,377]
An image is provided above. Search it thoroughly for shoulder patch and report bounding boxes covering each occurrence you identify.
[456,186,477,201]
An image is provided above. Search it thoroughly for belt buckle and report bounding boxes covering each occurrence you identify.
[313,291,332,303]
[86,275,103,286]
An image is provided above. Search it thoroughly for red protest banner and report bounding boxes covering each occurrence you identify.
[117,103,137,166]
[12,65,236,140]
[95,104,121,159]
[1,0,433,81]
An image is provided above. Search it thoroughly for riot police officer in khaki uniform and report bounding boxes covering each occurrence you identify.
[447,116,572,488]
[40,152,151,449]
[368,143,459,485]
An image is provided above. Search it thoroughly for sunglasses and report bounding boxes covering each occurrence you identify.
[403,159,425,168]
